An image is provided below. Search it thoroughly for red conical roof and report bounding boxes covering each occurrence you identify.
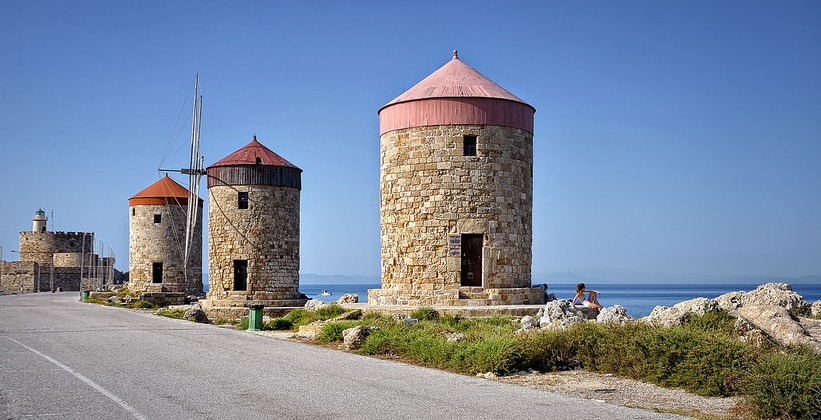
[129,174,203,207]
[378,51,535,134]
[209,136,299,169]
[381,50,532,110]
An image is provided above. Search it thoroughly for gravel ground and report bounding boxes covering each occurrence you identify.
[492,370,741,419]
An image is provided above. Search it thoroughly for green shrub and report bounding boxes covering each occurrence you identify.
[284,308,318,326]
[237,317,249,330]
[85,297,108,305]
[318,321,360,343]
[156,308,187,319]
[264,318,294,330]
[515,329,579,373]
[125,300,154,309]
[742,348,821,419]
[315,304,346,320]
[411,307,440,322]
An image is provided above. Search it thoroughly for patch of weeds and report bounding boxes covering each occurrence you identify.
[742,347,821,419]
[237,317,249,330]
[284,308,318,326]
[156,308,187,319]
[318,321,360,343]
[264,318,294,331]
[315,304,346,320]
[411,307,440,321]
[125,300,155,309]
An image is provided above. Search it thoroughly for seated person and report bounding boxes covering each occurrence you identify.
[573,283,602,310]
[541,283,556,302]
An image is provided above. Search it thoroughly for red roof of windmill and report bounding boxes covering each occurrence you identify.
[129,174,203,207]
[378,50,535,134]
[382,50,531,108]
[208,136,299,169]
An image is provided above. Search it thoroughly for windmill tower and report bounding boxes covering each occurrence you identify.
[202,136,306,316]
[370,51,541,306]
[128,175,203,299]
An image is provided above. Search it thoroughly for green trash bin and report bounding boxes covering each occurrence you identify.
[81,291,90,302]
[248,304,264,331]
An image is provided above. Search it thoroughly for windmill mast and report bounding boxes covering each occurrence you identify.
[159,74,205,285]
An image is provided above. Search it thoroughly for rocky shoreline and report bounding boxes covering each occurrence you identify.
[526,282,821,353]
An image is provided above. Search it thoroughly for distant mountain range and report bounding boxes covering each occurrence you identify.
[300,273,380,285]
[298,271,820,286]
[533,270,821,286]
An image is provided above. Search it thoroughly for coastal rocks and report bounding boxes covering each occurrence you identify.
[304,299,327,311]
[183,303,209,323]
[812,301,821,317]
[342,325,376,350]
[516,315,540,334]
[596,305,633,325]
[736,305,821,352]
[714,291,744,311]
[539,300,585,330]
[735,283,810,316]
[643,297,719,327]
[336,293,359,304]
[520,315,539,328]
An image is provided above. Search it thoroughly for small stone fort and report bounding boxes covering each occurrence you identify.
[0,210,119,294]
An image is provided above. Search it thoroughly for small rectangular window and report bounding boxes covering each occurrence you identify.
[152,262,163,283]
[238,192,249,209]
[463,135,477,156]
[153,214,162,224]
[132,208,136,216]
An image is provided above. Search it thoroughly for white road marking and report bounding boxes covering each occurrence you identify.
[5,337,149,420]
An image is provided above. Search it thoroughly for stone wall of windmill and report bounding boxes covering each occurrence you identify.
[128,175,203,301]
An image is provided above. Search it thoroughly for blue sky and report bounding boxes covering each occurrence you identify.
[1,1,819,282]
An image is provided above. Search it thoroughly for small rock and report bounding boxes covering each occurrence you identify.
[342,325,376,350]
[443,331,466,342]
[304,299,326,311]
[336,293,359,304]
[519,315,538,328]
[540,300,585,330]
[812,301,821,317]
[183,303,209,323]
[596,305,633,325]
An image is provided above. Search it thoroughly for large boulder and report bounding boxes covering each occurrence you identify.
[739,283,810,316]
[596,305,633,325]
[736,305,821,352]
[539,300,585,330]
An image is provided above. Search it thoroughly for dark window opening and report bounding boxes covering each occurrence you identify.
[463,135,477,156]
[234,260,248,291]
[460,234,483,286]
[238,192,249,209]
[153,213,162,224]
[132,208,136,216]
[152,262,163,283]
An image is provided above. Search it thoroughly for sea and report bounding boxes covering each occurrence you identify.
[299,282,821,318]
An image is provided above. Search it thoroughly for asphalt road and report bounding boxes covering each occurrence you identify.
[0,292,683,419]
